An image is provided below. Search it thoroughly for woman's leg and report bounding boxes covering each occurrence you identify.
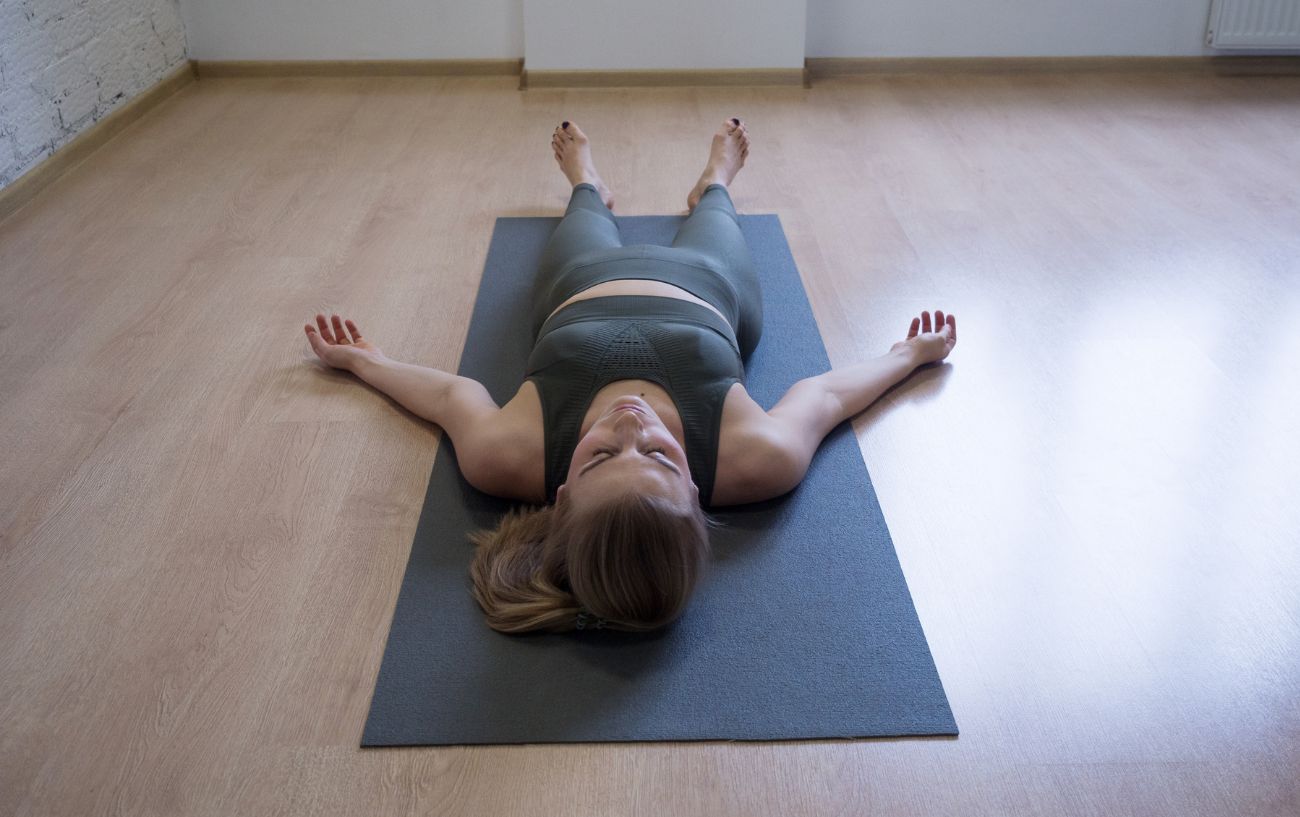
[670,184,764,359]
[671,119,761,357]
[536,183,623,281]
[532,123,625,333]
[670,183,747,275]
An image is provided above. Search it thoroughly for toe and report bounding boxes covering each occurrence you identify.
[566,121,586,142]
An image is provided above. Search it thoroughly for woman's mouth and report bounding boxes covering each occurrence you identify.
[609,399,648,414]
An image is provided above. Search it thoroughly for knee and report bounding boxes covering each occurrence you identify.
[570,204,617,225]
[694,204,740,225]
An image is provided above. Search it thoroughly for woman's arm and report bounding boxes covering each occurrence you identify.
[304,313,534,499]
[714,310,956,504]
[305,313,497,427]
[348,355,495,430]
[766,344,927,463]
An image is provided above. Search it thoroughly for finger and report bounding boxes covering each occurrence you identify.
[304,325,325,355]
[935,310,945,332]
[907,317,920,339]
[948,313,957,343]
[332,314,350,344]
[345,319,362,342]
[921,311,932,333]
[316,313,336,344]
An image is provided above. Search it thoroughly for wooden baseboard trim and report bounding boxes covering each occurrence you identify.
[521,67,809,89]
[0,61,196,225]
[805,56,1300,78]
[194,59,524,78]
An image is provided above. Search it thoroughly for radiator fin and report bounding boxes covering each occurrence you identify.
[1208,0,1300,48]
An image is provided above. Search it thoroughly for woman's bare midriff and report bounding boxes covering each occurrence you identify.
[545,279,730,326]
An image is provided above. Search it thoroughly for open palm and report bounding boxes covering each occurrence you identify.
[304,313,385,373]
[890,310,957,365]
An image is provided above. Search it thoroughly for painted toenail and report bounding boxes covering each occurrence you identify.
[562,121,569,129]
[731,118,739,125]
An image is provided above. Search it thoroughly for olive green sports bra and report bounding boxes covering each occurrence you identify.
[525,295,744,507]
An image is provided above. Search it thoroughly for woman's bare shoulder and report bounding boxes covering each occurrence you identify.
[711,383,799,506]
[464,381,546,503]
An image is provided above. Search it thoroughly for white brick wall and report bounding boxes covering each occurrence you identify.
[0,0,188,190]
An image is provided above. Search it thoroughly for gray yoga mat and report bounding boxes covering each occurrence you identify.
[361,213,958,745]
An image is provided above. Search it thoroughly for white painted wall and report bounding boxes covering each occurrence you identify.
[3,0,1284,195]
[178,0,523,60]
[0,0,188,189]
[805,0,1218,57]
[523,0,807,70]
[175,0,1240,63]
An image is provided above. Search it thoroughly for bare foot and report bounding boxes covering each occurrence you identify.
[552,121,615,210]
[686,118,750,211]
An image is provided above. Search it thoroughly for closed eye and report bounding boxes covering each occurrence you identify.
[579,447,681,477]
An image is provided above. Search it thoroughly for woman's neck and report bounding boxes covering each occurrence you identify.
[579,380,687,444]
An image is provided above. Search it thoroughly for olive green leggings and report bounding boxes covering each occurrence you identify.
[532,182,764,358]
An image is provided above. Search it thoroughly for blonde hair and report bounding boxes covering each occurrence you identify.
[469,492,711,634]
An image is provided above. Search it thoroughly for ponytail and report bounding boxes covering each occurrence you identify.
[470,492,711,634]
[468,505,582,633]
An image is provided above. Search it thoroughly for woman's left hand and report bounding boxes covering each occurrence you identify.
[890,310,957,366]
[304,313,386,373]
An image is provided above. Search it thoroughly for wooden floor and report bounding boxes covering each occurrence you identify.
[2,71,1298,816]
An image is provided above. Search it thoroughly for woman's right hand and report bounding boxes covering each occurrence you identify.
[304,313,386,373]
[890,309,957,366]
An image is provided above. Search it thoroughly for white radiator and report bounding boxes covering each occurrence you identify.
[1207,0,1300,48]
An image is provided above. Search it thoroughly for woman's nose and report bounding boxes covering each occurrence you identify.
[613,412,644,435]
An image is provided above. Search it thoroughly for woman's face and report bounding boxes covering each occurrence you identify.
[558,395,698,509]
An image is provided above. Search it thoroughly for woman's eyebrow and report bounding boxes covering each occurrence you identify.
[579,453,681,478]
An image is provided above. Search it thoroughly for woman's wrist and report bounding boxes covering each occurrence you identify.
[350,351,390,380]
[888,342,924,371]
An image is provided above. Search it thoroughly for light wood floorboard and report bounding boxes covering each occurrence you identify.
[1,73,1298,816]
